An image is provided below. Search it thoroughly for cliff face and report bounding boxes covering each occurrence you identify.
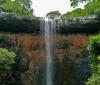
[60,15,100,34]
[0,33,90,85]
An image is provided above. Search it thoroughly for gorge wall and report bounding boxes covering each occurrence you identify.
[0,33,90,85]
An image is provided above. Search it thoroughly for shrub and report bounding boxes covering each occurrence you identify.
[86,34,100,85]
[0,48,16,71]
[0,48,16,84]
[86,74,100,85]
[0,15,40,33]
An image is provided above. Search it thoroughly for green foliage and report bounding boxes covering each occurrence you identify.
[89,35,100,73]
[89,34,100,73]
[63,0,100,19]
[0,15,40,33]
[0,0,33,16]
[86,74,100,85]
[70,0,91,7]
[62,8,84,19]
[46,11,61,19]
[86,34,100,85]
[0,48,16,84]
[0,48,16,71]
[89,34,100,56]
[94,9,100,18]
[84,0,100,15]
[0,0,3,5]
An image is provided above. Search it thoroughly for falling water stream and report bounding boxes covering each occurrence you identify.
[40,17,59,85]
[45,19,53,85]
[45,18,53,85]
[40,17,91,85]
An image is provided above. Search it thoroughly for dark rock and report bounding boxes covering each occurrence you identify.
[60,15,100,34]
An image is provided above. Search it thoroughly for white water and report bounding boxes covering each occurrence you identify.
[45,18,53,85]
[40,18,59,85]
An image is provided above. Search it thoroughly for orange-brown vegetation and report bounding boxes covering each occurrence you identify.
[0,33,89,85]
[2,34,88,62]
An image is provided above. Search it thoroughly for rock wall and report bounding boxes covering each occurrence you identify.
[0,33,90,85]
[60,15,100,34]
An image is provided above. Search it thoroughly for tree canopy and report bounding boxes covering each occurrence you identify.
[46,11,61,19]
[62,0,100,19]
[70,0,92,7]
[0,0,33,16]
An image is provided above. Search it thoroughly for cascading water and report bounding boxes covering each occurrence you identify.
[45,18,53,85]
[40,17,59,85]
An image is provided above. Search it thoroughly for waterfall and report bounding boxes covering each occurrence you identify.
[45,18,53,85]
[40,17,59,85]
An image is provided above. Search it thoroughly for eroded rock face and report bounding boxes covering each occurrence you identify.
[0,34,90,85]
[60,15,100,34]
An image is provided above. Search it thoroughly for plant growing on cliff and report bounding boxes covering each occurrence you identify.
[86,34,100,85]
[0,48,16,84]
[0,48,16,71]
